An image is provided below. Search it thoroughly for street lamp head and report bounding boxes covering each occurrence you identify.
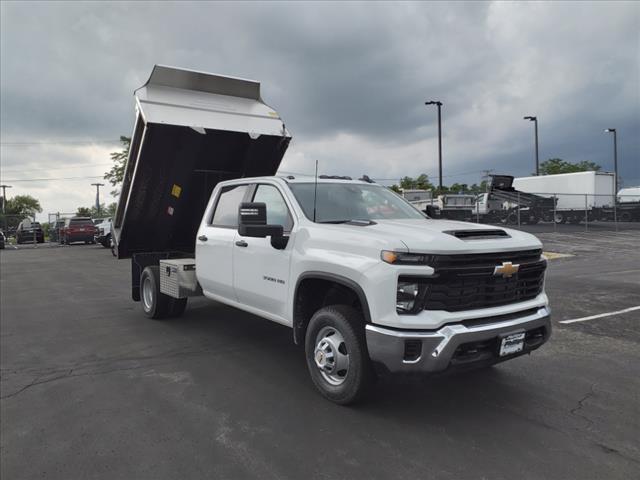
[425,101,442,106]
[604,128,616,133]
[524,116,536,121]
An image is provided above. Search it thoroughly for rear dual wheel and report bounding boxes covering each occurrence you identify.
[140,266,187,319]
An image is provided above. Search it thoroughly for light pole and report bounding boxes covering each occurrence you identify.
[524,116,539,175]
[425,100,443,190]
[91,183,105,215]
[0,184,12,213]
[604,128,618,194]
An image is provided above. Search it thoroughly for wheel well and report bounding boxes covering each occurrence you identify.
[293,276,369,345]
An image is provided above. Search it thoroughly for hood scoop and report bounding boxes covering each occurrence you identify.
[445,229,510,240]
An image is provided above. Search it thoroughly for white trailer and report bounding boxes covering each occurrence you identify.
[513,171,615,223]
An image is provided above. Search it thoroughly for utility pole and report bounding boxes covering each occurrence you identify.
[524,116,539,175]
[425,101,444,190]
[91,183,105,215]
[604,129,618,194]
[0,184,12,213]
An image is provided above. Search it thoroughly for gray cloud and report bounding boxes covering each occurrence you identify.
[1,1,638,217]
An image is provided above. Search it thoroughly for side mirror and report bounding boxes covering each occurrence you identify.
[238,202,284,239]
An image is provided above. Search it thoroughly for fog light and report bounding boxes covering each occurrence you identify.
[397,282,420,313]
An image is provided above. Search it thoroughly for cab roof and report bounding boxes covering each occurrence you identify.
[278,175,375,184]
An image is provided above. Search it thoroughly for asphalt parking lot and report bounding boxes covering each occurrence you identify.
[1,232,639,480]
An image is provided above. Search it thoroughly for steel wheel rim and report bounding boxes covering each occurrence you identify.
[313,326,349,386]
[142,276,153,311]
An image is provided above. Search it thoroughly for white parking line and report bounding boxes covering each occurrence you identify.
[559,306,640,324]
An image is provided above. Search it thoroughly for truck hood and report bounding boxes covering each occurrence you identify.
[346,218,542,254]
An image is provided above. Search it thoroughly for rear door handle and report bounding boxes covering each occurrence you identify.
[235,240,248,247]
[198,235,208,242]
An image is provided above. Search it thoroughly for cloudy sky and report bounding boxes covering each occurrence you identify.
[1,1,638,219]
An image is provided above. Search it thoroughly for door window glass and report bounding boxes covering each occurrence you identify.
[211,185,248,227]
[253,185,293,231]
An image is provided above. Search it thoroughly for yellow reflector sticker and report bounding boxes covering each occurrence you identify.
[171,184,182,198]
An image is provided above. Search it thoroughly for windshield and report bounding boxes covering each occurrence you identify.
[289,183,426,223]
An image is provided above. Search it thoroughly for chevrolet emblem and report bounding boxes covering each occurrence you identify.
[494,261,520,278]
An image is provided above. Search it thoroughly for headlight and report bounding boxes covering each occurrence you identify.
[397,281,422,313]
[381,250,433,265]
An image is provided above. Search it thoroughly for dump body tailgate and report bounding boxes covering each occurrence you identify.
[113,65,291,258]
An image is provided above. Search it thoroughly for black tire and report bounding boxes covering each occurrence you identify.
[304,305,374,405]
[620,212,631,222]
[505,211,519,225]
[101,234,111,248]
[554,212,566,224]
[168,298,188,317]
[140,266,171,319]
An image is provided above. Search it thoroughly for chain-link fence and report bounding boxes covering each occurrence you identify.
[413,192,640,233]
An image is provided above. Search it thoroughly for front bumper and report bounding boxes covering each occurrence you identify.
[365,306,551,374]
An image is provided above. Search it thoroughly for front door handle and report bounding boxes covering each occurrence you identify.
[235,240,248,247]
[198,235,208,242]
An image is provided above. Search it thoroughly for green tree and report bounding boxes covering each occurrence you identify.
[88,202,117,218]
[393,173,434,192]
[0,195,43,230]
[104,136,131,196]
[539,158,602,175]
[74,202,118,219]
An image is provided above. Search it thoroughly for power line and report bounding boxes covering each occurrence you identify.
[0,175,106,183]
[1,140,120,146]
[3,169,485,184]
[0,162,114,174]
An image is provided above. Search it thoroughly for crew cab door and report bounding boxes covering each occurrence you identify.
[196,184,250,301]
[233,184,294,320]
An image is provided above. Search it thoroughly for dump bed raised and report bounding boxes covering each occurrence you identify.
[113,65,291,258]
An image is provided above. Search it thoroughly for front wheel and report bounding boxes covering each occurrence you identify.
[305,305,374,405]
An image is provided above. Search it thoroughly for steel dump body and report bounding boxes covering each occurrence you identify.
[113,66,291,258]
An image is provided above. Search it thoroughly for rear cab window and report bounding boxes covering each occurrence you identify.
[70,219,94,226]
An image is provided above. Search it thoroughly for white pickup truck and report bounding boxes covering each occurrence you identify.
[114,66,551,404]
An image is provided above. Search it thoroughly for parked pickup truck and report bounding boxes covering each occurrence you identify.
[114,66,551,404]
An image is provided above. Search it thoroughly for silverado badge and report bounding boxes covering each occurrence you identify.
[494,261,520,278]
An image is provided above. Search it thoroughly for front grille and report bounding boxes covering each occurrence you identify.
[400,249,546,313]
